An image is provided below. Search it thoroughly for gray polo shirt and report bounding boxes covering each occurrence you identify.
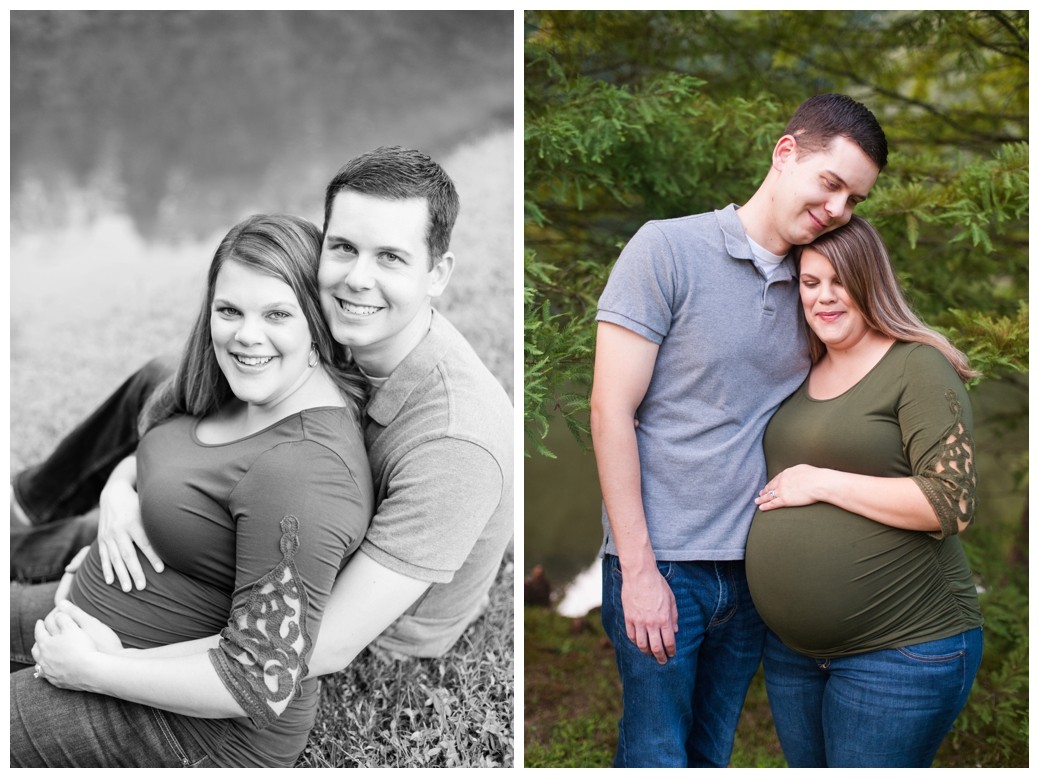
[360,309,513,656]
[596,204,810,560]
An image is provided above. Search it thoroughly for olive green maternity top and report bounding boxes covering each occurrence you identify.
[745,342,982,658]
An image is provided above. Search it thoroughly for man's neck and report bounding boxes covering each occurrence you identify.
[736,191,792,256]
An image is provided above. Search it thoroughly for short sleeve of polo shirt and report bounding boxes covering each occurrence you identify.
[359,436,505,583]
[597,222,676,344]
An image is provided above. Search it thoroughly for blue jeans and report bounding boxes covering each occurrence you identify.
[763,627,983,767]
[10,580,215,767]
[601,554,766,767]
[11,356,174,582]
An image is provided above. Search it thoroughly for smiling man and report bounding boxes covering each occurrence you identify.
[11,147,513,672]
[319,190,452,378]
[308,147,514,665]
[590,95,887,768]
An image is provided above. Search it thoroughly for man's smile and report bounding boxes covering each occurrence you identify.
[334,297,383,317]
[807,210,829,233]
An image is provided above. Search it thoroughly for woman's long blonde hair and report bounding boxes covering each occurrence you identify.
[800,215,978,381]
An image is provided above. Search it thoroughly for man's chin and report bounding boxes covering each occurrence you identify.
[332,333,361,350]
[327,323,361,348]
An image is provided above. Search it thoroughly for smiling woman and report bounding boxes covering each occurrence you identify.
[138,215,366,437]
[796,247,883,370]
[209,262,318,420]
[12,214,374,768]
[745,215,983,768]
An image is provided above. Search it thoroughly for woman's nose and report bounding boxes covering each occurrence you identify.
[818,283,838,303]
[234,318,263,345]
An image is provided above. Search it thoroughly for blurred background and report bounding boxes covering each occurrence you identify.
[11,9,515,469]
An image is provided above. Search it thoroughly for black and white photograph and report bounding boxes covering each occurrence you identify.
[10,9,514,768]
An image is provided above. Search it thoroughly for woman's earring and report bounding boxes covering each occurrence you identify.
[308,344,319,368]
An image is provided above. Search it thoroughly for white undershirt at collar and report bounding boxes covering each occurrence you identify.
[746,235,788,279]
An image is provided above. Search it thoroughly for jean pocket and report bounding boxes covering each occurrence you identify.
[610,556,673,582]
[895,634,966,664]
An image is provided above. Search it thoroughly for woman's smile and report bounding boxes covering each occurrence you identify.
[231,353,276,368]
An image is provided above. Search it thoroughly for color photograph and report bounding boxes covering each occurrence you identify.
[523,9,1027,769]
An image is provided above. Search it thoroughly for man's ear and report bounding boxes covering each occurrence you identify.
[428,251,455,298]
[773,134,799,170]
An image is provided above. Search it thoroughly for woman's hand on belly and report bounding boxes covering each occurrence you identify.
[98,456,165,592]
[756,464,828,510]
[758,467,942,533]
[32,602,125,692]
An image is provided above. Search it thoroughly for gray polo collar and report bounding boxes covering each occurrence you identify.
[364,308,449,426]
[720,203,798,282]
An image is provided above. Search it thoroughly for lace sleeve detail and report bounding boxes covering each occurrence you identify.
[208,516,311,728]
[912,391,977,539]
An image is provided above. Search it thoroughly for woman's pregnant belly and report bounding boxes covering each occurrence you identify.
[745,503,943,656]
[68,542,230,649]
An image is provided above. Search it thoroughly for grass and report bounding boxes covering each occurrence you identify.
[299,552,515,768]
[10,131,515,767]
[523,607,623,767]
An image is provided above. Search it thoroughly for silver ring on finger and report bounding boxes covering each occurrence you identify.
[33,664,42,679]
[769,489,776,500]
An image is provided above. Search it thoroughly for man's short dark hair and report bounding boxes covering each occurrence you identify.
[784,94,888,171]
[323,146,460,268]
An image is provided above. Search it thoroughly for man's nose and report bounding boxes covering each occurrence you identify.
[824,192,850,219]
[345,255,375,290]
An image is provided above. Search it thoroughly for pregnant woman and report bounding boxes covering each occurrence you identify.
[11,214,373,767]
[745,215,982,768]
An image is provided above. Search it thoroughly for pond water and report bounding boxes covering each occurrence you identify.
[524,416,604,612]
[11,11,513,242]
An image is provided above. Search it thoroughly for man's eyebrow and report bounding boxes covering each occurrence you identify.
[324,233,414,257]
[376,244,414,257]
